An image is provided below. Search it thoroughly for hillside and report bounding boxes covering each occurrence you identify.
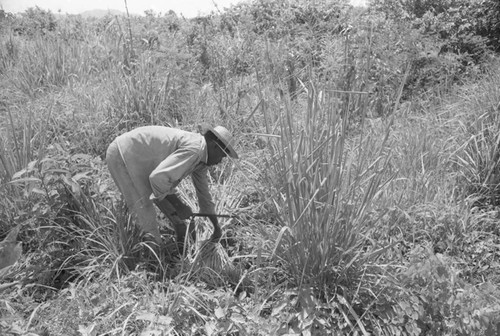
[0,1,500,335]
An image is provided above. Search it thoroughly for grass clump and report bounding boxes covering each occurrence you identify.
[268,83,392,290]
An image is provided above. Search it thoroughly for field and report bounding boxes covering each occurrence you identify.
[1,1,500,335]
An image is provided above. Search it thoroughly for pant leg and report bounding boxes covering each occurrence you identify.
[105,141,161,243]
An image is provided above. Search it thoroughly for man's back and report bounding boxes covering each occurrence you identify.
[115,126,206,178]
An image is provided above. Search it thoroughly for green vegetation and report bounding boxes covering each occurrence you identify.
[1,0,500,334]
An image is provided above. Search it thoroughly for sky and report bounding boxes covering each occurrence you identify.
[0,0,366,18]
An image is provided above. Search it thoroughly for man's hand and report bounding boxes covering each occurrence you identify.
[207,215,222,242]
[165,194,193,220]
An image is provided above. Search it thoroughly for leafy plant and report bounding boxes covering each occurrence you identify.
[12,6,57,36]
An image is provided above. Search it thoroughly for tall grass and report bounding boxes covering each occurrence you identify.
[0,97,54,235]
[267,81,392,293]
[452,62,500,207]
[7,36,86,96]
[2,5,500,335]
[382,111,458,207]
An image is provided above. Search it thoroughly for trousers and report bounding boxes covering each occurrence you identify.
[106,141,191,246]
[105,141,161,243]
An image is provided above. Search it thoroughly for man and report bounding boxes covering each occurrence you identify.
[105,125,238,251]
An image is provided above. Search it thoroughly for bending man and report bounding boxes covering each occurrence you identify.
[105,125,238,250]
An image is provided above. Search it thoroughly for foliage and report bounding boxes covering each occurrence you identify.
[224,0,349,39]
[1,1,500,335]
[369,0,500,100]
[369,251,500,336]
[370,0,500,55]
[11,6,57,36]
[474,0,500,52]
[452,64,500,207]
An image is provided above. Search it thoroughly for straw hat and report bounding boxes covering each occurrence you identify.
[208,126,238,159]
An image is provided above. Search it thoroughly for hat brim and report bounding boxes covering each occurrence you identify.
[208,127,239,159]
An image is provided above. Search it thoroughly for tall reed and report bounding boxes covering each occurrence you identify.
[267,81,392,293]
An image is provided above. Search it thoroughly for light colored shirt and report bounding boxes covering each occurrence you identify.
[115,126,215,214]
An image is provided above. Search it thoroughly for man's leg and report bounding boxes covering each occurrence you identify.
[106,141,161,244]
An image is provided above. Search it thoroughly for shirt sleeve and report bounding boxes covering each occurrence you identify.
[191,165,216,214]
[149,148,199,201]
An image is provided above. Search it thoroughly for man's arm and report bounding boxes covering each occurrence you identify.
[191,166,216,214]
[191,167,221,241]
[149,148,199,201]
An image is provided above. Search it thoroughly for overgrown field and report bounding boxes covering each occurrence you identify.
[1,1,500,335]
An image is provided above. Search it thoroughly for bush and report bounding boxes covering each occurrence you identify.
[12,6,57,36]
[371,0,499,57]
[370,251,500,336]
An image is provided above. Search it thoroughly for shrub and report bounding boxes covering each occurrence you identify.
[371,0,499,58]
[12,6,57,36]
[368,250,500,335]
